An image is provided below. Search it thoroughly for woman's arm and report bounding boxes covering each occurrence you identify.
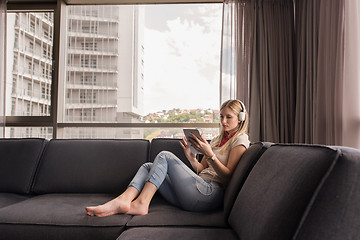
[189,155,209,173]
[180,137,208,173]
[208,145,246,183]
[188,135,247,182]
[188,155,208,173]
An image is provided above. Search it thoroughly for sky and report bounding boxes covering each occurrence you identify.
[143,4,223,115]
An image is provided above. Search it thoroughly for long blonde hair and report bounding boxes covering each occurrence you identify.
[211,100,249,152]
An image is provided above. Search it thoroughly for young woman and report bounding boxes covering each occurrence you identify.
[85,99,250,216]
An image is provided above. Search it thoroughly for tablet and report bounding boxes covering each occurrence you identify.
[183,129,202,154]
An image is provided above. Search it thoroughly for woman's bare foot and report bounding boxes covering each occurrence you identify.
[126,199,149,216]
[85,196,131,217]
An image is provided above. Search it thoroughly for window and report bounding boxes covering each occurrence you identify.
[80,74,96,85]
[82,7,99,18]
[26,103,31,116]
[58,4,222,139]
[12,76,16,94]
[29,40,34,51]
[90,58,97,68]
[28,61,33,74]
[80,109,96,121]
[30,19,35,33]
[80,91,86,103]
[81,22,98,34]
[44,13,50,21]
[43,48,47,58]
[27,82,32,96]
[81,56,97,68]
[79,91,96,104]
[81,42,97,51]
[5,3,222,140]
[41,84,50,100]
[11,99,16,115]
[44,29,49,40]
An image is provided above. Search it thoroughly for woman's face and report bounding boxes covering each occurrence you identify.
[220,106,240,134]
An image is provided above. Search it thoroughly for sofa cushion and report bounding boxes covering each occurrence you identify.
[127,195,227,228]
[150,138,194,170]
[117,227,238,240]
[0,193,30,209]
[32,139,149,194]
[228,144,340,240]
[0,193,129,240]
[293,146,360,240]
[0,224,124,240]
[223,141,272,220]
[0,138,48,194]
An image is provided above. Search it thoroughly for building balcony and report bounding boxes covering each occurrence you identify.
[66,83,117,90]
[31,12,53,26]
[67,47,118,56]
[67,13,120,23]
[15,24,53,45]
[11,90,51,105]
[65,102,117,109]
[67,65,118,73]
[13,66,52,84]
[67,31,118,39]
[13,46,53,65]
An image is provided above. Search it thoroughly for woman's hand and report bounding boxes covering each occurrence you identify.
[187,134,214,158]
[180,137,196,161]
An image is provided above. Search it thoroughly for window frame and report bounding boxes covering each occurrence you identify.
[5,0,222,139]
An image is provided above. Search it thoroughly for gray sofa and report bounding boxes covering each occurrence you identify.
[0,138,359,240]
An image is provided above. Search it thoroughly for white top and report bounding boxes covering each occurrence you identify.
[199,133,250,185]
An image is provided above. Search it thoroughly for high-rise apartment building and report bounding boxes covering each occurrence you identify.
[7,5,145,139]
[6,12,54,138]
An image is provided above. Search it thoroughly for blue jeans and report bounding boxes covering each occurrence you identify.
[129,151,224,212]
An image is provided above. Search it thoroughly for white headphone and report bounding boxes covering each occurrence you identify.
[237,100,246,122]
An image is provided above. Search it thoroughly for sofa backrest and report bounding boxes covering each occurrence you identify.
[149,138,193,170]
[223,142,272,220]
[32,139,149,194]
[293,146,360,240]
[228,144,340,240]
[0,138,48,194]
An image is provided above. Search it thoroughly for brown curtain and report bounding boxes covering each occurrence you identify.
[294,0,345,145]
[248,0,295,143]
[221,0,295,143]
[223,0,358,147]
[0,0,5,137]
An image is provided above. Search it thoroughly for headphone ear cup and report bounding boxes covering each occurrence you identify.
[239,112,246,122]
[237,100,246,122]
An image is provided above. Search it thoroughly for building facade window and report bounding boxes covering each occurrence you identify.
[81,42,97,51]
[29,40,34,51]
[30,19,35,33]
